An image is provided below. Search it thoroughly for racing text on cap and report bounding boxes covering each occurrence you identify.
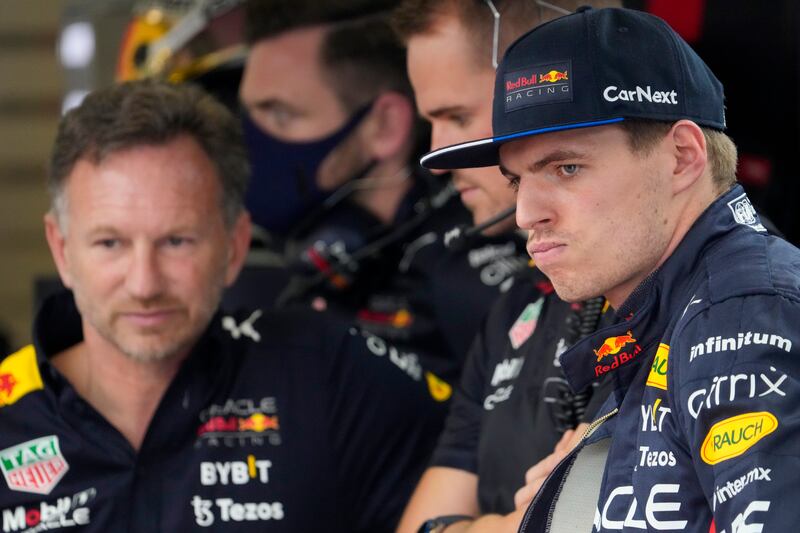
[504,62,573,112]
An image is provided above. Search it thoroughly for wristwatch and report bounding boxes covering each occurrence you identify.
[417,515,473,533]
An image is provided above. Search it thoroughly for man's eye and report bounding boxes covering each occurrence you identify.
[94,239,119,249]
[506,176,520,192]
[450,114,469,128]
[559,164,580,177]
[166,236,189,247]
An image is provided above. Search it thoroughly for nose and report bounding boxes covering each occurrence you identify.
[515,176,554,231]
[125,243,165,301]
[427,124,455,176]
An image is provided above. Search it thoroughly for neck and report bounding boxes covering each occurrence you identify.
[606,177,721,310]
[352,160,413,225]
[51,329,187,451]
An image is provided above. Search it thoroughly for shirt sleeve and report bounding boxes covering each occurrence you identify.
[324,320,451,533]
[671,293,800,532]
[427,320,493,474]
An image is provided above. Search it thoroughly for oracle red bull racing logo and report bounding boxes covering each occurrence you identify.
[593,331,642,377]
[197,398,281,447]
[198,413,279,437]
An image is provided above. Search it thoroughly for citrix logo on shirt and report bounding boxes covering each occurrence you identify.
[686,366,788,419]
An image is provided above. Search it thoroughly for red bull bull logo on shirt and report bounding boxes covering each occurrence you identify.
[593,330,642,378]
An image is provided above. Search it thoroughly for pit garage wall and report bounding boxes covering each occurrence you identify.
[0,0,133,349]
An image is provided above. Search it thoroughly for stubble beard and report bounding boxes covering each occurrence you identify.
[75,281,225,364]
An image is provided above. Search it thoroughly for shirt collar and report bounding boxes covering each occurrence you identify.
[560,185,762,392]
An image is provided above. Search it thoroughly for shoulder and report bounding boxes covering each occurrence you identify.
[0,345,45,411]
[666,230,800,390]
[701,229,800,306]
[216,307,351,352]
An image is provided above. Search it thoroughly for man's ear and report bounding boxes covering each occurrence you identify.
[668,120,708,196]
[224,210,252,287]
[360,91,414,161]
[44,212,73,289]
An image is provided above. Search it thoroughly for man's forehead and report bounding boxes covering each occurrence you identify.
[65,140,220,208]
[499,125,622,169]
[240,26,327,102]
[408,32,493,117]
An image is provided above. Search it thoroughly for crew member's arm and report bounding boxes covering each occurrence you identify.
[396,467,480,533]
[672,295,800,531]
[396,317,494,533]
[442,426,585,533]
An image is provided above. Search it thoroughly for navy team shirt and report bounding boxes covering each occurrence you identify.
[0,291,448,532]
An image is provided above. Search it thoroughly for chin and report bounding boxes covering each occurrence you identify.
[548,274,600,304]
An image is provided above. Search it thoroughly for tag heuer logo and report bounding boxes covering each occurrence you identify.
[0,436,69,495]
[508,298,544,350]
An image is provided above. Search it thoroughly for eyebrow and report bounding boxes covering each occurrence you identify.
[242,96,298,114]
[423,105,468,119]
[500,148,587,177]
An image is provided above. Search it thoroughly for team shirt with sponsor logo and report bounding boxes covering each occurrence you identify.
[0,292,448,532]
[430,268,610,514]
[517,186,800,532]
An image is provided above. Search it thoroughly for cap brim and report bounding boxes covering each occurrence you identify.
[420,136,499,170]
[420,117,626,170]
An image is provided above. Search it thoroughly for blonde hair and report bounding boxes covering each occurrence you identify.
[620,119,738,192]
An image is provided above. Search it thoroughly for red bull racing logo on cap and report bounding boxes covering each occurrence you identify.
[539,70,569,83]
[504,61,573,112]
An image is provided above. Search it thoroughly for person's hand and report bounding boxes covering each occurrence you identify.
[513,425,587,509]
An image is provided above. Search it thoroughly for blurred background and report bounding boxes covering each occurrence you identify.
[0,0,798,351]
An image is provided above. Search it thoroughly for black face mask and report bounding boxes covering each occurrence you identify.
[241,104,373,235]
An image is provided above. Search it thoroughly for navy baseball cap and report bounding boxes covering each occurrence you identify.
[421,6,726,170]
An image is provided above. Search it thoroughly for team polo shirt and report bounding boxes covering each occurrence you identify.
[0,291,448,532]
[430,269,609,514]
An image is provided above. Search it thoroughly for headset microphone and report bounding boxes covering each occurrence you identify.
[444,205,516,251]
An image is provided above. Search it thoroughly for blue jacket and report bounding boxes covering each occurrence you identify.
[518,185,800,533]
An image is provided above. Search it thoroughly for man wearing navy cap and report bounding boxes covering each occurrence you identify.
[423,6,800,532]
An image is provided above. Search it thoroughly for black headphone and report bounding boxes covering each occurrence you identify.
[275,180,457,307]
[547,296,607,433]
[444,205,517,251]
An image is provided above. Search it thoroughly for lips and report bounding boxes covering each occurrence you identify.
[528,242,563,254]
[527,242,566,265]
[119,309,180,328]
